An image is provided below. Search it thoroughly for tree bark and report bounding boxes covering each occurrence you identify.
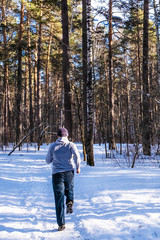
[74,87,86,161]
[86,0,94,166]
[46,29,52,100]
[61,0,72,139]
[45,25,52,125]
[37,1,42,130]
[142,0,151,155]
[108,0,115,149]
[34,31,38,124]
[16,0,24,144]
[153,0,160,87]
[82,0,88,152]
[27,0,34,142]
[2,0,9,145]
[136,3,143,137]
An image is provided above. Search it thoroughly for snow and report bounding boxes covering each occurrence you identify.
[0,143,160,240]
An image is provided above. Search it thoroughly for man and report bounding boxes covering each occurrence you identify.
[46,127,81,231]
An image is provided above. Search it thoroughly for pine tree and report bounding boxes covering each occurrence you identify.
[2,0,9,145]
[108,0,116,150]
[61,0,73,139]
[16,0,24,144]
[142,0,151,155]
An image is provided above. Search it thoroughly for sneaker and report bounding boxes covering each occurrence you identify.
[66,201,73,214]
[58,225,65,231]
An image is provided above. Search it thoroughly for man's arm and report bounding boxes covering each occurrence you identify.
[45,147,53,164]
[70,143,81,173]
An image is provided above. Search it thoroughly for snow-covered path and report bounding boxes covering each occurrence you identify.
[0,145,160,240]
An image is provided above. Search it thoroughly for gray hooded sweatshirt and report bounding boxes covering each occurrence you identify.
[45,137,81,175]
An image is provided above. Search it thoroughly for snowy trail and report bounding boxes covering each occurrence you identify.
[0,145,160,240]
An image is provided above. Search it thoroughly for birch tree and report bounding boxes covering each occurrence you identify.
[86,0,94,166]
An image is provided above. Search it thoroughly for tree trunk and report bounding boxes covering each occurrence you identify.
[45,25,52,125]
[2,0,9,145]
[74,87,86,161]
[61,0,72,139]
[34,33,38,124]
[142,0,151,155]
[104,54,110,144]
[23,57,28,135]
[82,0,88,152]
[86,0,94,166]
[37,1,42,130]
[136,3,143,138]
[16,0,24,144]
[126,64,132,155]
[108,0,115,149]
[27,0,34,142]
[153,0,160,87]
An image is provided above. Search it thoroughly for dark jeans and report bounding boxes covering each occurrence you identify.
[52,170,74,226]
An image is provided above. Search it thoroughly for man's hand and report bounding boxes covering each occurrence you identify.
[76,169,80,174]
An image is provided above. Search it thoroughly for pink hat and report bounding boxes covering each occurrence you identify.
[57,128,69,137]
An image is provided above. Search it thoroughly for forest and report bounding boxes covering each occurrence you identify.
[1,0,160,166]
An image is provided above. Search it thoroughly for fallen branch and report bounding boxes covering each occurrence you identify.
[37,126,49,150]
[8,125,42,156]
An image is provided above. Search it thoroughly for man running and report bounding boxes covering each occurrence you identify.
[46,127,81,231]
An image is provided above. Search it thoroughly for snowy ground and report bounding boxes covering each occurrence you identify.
[0,143,160,240]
